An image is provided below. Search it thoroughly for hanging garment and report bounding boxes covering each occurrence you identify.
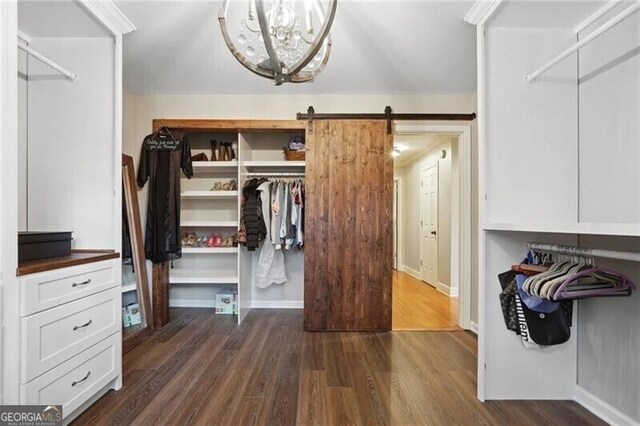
[137,130,192,264]
[255,181,287,288]
[240,179,267,251]
[273,183,283,249]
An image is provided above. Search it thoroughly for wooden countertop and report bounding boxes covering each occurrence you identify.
[17,249,120,276]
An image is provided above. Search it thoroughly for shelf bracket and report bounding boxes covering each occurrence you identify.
[307,106,315,134]
[385,106,393,134]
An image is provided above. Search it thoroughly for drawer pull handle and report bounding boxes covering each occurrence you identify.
[71,371,91,387]
[73,319,92,331]
[72,279,92,287]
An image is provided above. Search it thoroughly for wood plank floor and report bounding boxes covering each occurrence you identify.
[392,270,459,330]
[73,308,604,426]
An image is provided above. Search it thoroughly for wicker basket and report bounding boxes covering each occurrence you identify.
[284,147,305,161]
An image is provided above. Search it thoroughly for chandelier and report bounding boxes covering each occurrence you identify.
[219,0,338,85]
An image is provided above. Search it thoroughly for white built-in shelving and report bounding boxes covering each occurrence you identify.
[180,220,238,228]
[244,160,305,169]
[169,270,239,284]
[182,247,238,254]
[483,222,640,237]
[181,190,238,199]
[192,160,238,174]
[121,282,137,293]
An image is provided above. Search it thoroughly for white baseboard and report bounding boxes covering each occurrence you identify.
[470,321,478,334]
[403,265,421,280]
[436,281,459,298]
[575,385,640,426]
[169,299,215,308]
[251,300,304,309]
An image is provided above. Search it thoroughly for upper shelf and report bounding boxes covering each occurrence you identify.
[181,191,238,199]
[191,161,238,174]
[244,161,305,171]
[153,119,305,133]
[483,222,640,237]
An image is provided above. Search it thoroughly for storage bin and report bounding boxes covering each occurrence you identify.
[18,231,73,262]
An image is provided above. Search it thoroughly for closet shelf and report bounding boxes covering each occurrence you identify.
[181,247,238,254]
[483,222,640,237]
[191,161,238,174]
[121,282,137,293]
[244,160,305,170]
[181,191,238,199]
[169,270,239,284]
[180,220,238,228]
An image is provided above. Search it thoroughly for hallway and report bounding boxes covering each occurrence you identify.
[392,270,459,331]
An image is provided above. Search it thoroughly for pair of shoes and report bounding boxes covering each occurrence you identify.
[220,236,235,247]
[207,233,223,247]
[191,152,208,162]
[211,180,237,191]
[210,140,236,161]
[181,232,197,247]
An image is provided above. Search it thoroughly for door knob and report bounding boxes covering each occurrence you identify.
[431,231,437,235]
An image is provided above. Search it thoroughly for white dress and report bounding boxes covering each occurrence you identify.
[255,181,287,288]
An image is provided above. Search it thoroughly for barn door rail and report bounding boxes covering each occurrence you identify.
[297,106,477,134]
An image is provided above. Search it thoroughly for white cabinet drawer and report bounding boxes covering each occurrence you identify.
[20,260,119,316]
[21,333,121,418]
[22,287,120,383]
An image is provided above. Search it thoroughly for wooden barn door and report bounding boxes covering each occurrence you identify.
[304,120,393,331]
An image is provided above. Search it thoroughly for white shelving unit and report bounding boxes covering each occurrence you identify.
[167,125,306,323]
[181,191,238,199]
[473,2,640,421]
[169,270,239,284]
[121,282,137,293]
[244,160,305,169]
[182,247,238,254]
[180,220,238,227]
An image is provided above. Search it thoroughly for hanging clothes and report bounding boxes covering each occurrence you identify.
[137,129,192,264]
[240,179,267,251]
[254,181,287,288]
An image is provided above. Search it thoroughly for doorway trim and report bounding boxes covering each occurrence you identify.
[393,176,404,270]
[394,122,473,330]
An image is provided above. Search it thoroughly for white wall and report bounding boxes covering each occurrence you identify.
[397,138,455,292]
[576,12,640,422]
[123,93,477,312]
[17,48,26,231]
[26,37,115,248]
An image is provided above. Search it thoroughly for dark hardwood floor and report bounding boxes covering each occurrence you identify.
[74,308,604,425]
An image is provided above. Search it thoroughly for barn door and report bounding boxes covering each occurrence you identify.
[304,120,393,331]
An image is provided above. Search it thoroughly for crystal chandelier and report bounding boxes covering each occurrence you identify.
[219,0,337,85]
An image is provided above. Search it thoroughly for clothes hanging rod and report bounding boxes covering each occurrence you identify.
[574,0,621,34]
[245,172,305,177]
[526,0,640,83]
[17,42,77,82]
[527,242,640,263]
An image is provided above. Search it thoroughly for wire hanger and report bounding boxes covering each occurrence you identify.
[151,118,178,142]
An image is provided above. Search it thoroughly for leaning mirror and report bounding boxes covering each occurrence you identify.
[122,154,154,352]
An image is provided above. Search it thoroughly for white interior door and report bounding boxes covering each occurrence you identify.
[393,179,398,270]
[421,165,438,286]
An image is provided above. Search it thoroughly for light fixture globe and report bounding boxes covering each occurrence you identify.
[219,0,337,85]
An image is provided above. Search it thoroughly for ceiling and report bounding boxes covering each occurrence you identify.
[18,1,111,38]
[490,1,612,29]
[393,133,450,167]
[115,1,477,95]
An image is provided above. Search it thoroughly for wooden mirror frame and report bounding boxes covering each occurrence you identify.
[122,154,154,352]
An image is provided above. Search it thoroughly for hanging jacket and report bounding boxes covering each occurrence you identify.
[241,179,266,251]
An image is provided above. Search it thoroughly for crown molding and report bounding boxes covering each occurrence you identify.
[78,0,136,36]
[464,0,504,26]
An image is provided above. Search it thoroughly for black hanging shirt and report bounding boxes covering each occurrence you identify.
[137,131,193,263]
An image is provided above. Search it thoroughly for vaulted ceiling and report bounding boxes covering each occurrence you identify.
[115,1,477,95]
